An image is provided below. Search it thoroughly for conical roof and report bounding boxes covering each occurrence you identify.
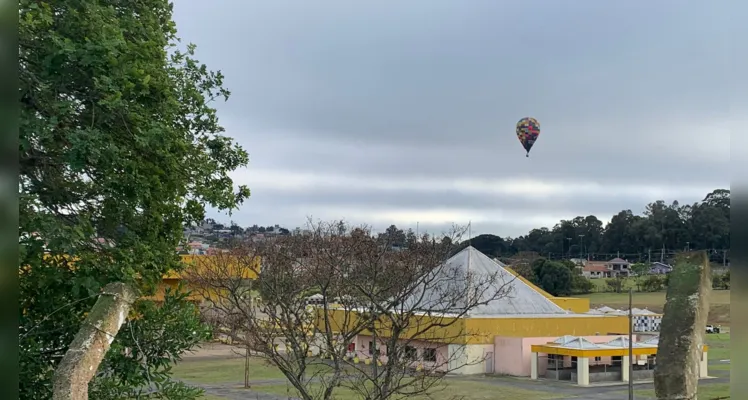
[405,246,569,316]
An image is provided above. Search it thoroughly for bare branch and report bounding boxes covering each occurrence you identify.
[185,219,516,400]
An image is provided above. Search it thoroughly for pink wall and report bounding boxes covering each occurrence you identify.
[494,335,629,376]
[353,335,450,372]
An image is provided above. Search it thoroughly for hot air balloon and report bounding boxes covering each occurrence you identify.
[516,117,540,157]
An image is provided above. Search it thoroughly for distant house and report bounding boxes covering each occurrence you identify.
[582,258,632,279]
[607,258,631,277]
[649,262,673,275]
[582,262,610,279]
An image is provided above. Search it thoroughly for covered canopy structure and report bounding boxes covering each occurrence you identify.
[530,336,709,386]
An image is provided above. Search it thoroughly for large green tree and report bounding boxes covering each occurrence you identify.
[463,189,729,264]
[19,0,249,398]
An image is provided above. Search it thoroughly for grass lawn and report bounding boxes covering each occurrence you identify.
[253,379,565,400]
[176,357,565,400]
[706,333,730,361]
[635,383,730,400]
[588,277,637,291]
[172,357,288,383]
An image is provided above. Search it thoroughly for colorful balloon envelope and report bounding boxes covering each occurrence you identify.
[516,117,540,157]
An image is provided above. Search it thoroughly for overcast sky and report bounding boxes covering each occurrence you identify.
[172,1,737,237]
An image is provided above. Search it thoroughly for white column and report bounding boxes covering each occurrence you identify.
[576,357,589,386]
[622,356,630,382]
[530,352,538,380]
[699,351,709,378]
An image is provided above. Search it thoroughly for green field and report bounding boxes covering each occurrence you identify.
[173,357,286,383]
[634,383,730,400]
[182,333,729,400]
[576,284,731,325]
[253,379,566,400]
[179,358,566,400]
[705,333,730,361]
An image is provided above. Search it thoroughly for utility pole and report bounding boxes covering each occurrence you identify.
[628,288,634,400]
[647,248,651,263]
[660,245,665,263]
[579,235,584,260]
[723,249,727,267]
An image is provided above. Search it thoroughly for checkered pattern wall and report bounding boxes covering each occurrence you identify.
[633,315,662,332]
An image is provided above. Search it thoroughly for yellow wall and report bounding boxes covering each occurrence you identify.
[505,267,590,313]
[167,255,261,279]
[149,255,261,302]
[315,308,469,344]
[465,316,630,344]
[145,278,202,302]
[313,308,628,346]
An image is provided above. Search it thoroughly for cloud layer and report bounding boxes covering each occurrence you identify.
[172,1,737,236]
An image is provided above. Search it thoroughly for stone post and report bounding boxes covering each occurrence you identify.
[52,282,137,400]
[653,251,711,400]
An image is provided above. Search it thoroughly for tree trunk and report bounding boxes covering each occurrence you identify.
[52,282,137,400]
[654,252,711,400]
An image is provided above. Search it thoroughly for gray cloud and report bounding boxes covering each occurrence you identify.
[173,1,738,235]
[237,187,694,216]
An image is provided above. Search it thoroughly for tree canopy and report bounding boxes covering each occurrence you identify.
[19,0,248,398]
[454,189,729,264]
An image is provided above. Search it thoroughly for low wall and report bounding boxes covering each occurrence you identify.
[546,369,573,380]
[632,369,654,380]
[572,371,622,383]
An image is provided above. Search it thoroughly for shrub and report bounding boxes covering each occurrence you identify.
[605,277,625,293]
[642,275,665,292]
[571,275,594,294]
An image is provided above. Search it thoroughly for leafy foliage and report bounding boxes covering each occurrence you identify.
[605,276,625,293]
[19,0,248,398]
[712,273,730,290]
[570,274,594,294]
[454,189,729,261]
[642,275,665,292]
[90,289,211,399]
[531,258,572,296]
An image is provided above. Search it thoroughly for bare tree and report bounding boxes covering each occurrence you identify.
[186,219,516,400]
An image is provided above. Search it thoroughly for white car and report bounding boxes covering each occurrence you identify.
[706,324,721,334]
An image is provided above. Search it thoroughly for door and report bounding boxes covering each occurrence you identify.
[485,352,494,374]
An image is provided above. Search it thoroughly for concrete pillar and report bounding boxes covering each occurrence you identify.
[530,352,538,380]
[576,357,589,386]
[699,351,709,378]
[622,356,630,382]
